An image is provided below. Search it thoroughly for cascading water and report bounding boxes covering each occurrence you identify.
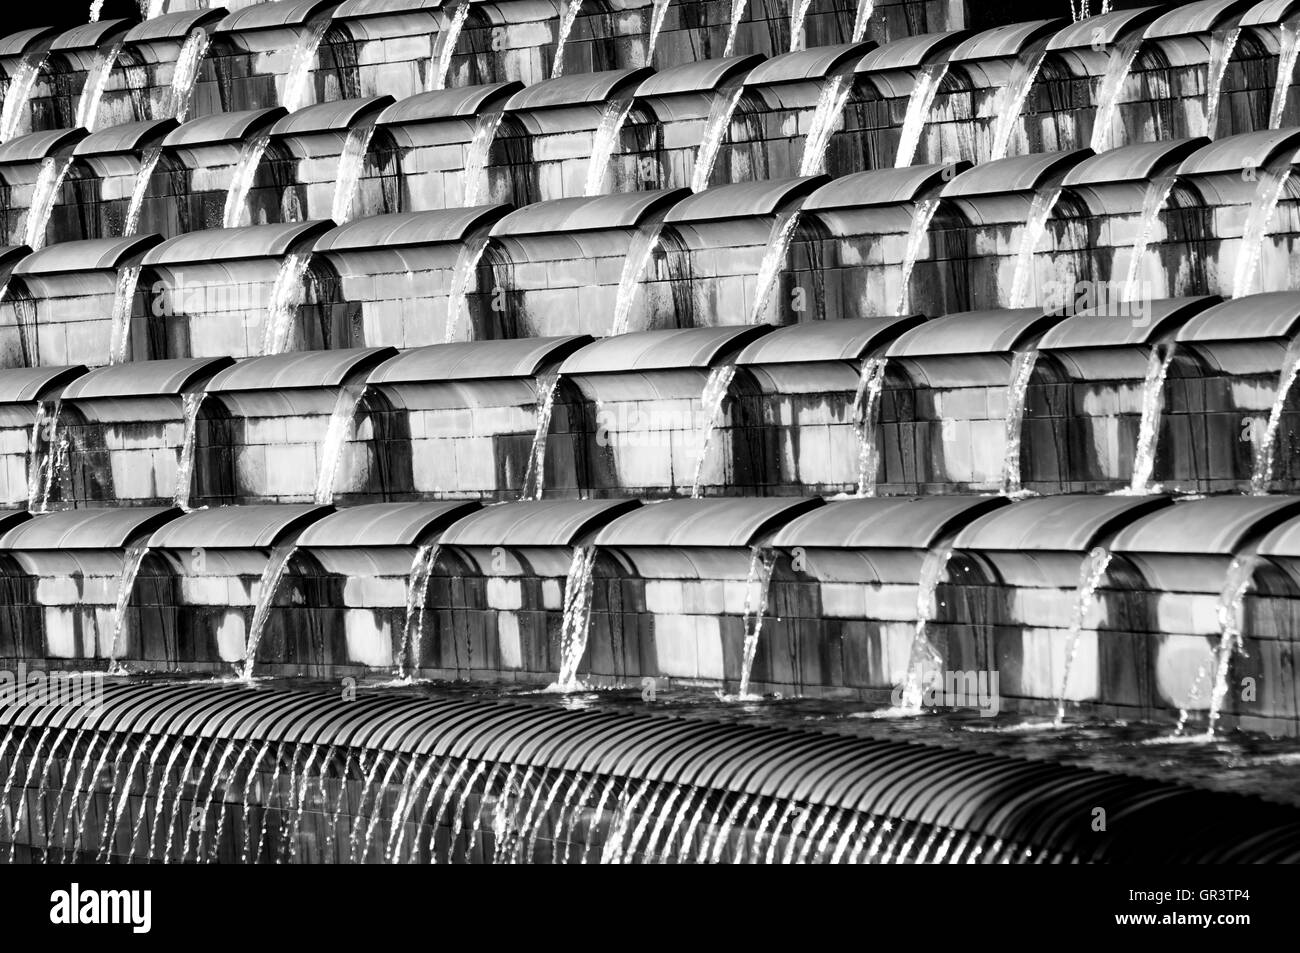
[462,111,504,207]
[89,0,104,19]
[106,540,150,676]
[281,20,330,113]
[173,392,205,510]
[722,0,747,58]
[444,235,489,343]
[1272,25,1300,130]
[989,50,1046,162]
[692,87,743,192]
[1,55,45,143]
[610,223,663,336]
[895,65,947,168]
[222,134,271,229]
[168,29,211,122]
[789,0,815,52]
[798,76,851,177]
[1055,547,1113,724]
[522,373,560,501]
[429,1,472,92]
[24,157,73,252]
[750,212,801,323]
[899,544,953,711]
[1203,28,1241,138]
[1204,555,1260,737]
[25,400,63,513]
[1250,341,1300,494]
[736,547,778,698]
[690,365,737,498]
[551,0,585,79]
[851,0,875,43]
[1127,345,1173,494]
[332,125,378,224]
[1008,187,1061,309]
[552,545,598,691]
[108,265,143,364]
[260,252,312,356]
[315,384,367,504]
[122,147,163,237]
[1090,37,1143,153]
[1001,349,1038,496]
[585,99,635,196]
[1232,168,1292,299]
[1121,176,1175,302]
[851,358,888,497]
[644,0,672,65]
[75,42,123,132]
[895,198,939,315]
[398,543,440,678]
[240,543,300,681]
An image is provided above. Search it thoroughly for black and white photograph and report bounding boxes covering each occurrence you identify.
[0,0,1292,935]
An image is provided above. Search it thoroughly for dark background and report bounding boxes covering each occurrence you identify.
[2,0,1214,38]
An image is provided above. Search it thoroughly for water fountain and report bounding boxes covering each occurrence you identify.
[1127,345,1174,494]
[332,125,378,224]
[1008,187,1061,309]
[690,365,737,498]
[989,51,1048,162]
[315,384,367,504]
[798,77,851,177]
[1121,177,1176,302]
[24,157,74,252]
[281,20,331,113]
[851,357,888,497]
[750,212,801,323]
[1250,342,1300,494]
[122,147,163,237]
[895,65,947,168]
[692,87,743,192]
[723,0,748,58]
[551,0,585,79]
[169,29,212,123]
[1232,168,1292,299]
[398,543,441,678]
[1055,546,1113,724]
[75,42,124,132]
[174,393,205,511]
[851,0,875,43]
[25,400,62,513]
[223,134,272,229]
[644,0,672,64]
[429,1,472,92]
[260,253,313,356]
[900,544,953,711]
[106,541,152,674]
[788,0,815,52]
[240,543,300,681]
[895,198,939,315]
[1205,555,1260,737]
[107,265,143,364]
[552,545,598,690]
[1090,37,1143,153]
[609,223,663,335]
[585,100,635,196]
[1204,29,1241,138]
[0,55,44,143]
[736,546,778,697]
[1001,348,1038,496]
[444,236,489,343]
[463,111,505,207]
[1273,25,1300,131]
[522,373,561,500]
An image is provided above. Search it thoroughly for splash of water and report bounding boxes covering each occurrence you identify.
[315,384,366,504]
[551,0,585,79]
[1090,36,1142,153]
[75,42,123,131]
[852,357,888,496]
[122,147,163,237]
[1272,25,1300,130]
[522,372,560,500]
[552,545,598,690]
[332,124,377,223]
[24,157,73,252]
[1008,187,1061,309]
[429,1,472,92]
[645,0,672,64]
[1232,168,1291,299]
[282,20,329,112]
[895,198,940,315]
[585,99,635,196]
[169,29,211,122]
[737,546,778,697]
[989,50,1046,161]
[1,56,44,143]
[1055,547,1113,724]
[173,393,205,510]
[900,544,953,710]
[1204,28,1241,138]
[444,235,489,342]
[851,0,876,43]
[798,76,851,177]
[1205,555,1259,737]
[1121,177,1175,302]
[895,65,947,168]
[690,365,737,498]
[261,252,312,355]
[106,540,150,674]
[223,134,271,229]
[107,265,143,364]
[610,222,663,335]
[399,543,441,678]
[750,211,801,323]
[1127,345,1173,493]
[692,87,743,192]
[462,111,504,206]
[1250,341,1300,493]
[1000,348,1038,495]
[240,543,299,680]
[722,0,747,58]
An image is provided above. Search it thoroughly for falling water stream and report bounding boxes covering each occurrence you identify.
[75,42,123,132]
[644,0,672,64]
[690,365,736,498]
[315,384,367,504]
[522,373,560,500]
[552,545,598,690]
[723,0,747,58]
[1232,168,1292,299]
[429,1,473,92]
[1203,28,1241,138]
[223,134,271,229]
[0,55,44,143]
[281,20,330,112]
[1204,555,1260,737]
[895,65,947,168]
[798,76,851,177]
[692,87,743,192]
[736,547,778,697]
[1000,348,1038,496]
[610,222,663,335]
[106,540,151,676]
[1055,547,1113,724]
[1121,177,1175,302]
[750,212,801,323]
[551,0,585,79]
[173,392,205,510]
[108,265,143,364]
[122,147,163,237]
[1272,25,1300,130]
[24,157,73,252]
[895,198,939,315]
[851,357,888,497]
[25,400,63,513]
[900,544,953,711]
[462,111,504,206]
[332,124,378,223]
[261,253,312,355]
[989,50,1047,161]
[240,543,300,681]
[399,543,441,678]
[585,99,635,196]
[851,0,876,43]
[444,236,489,343]
[1250,341,1300,493]
[1127,345,1173,494]
[1090,37,1143,153]
[1008,187,1061,309]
